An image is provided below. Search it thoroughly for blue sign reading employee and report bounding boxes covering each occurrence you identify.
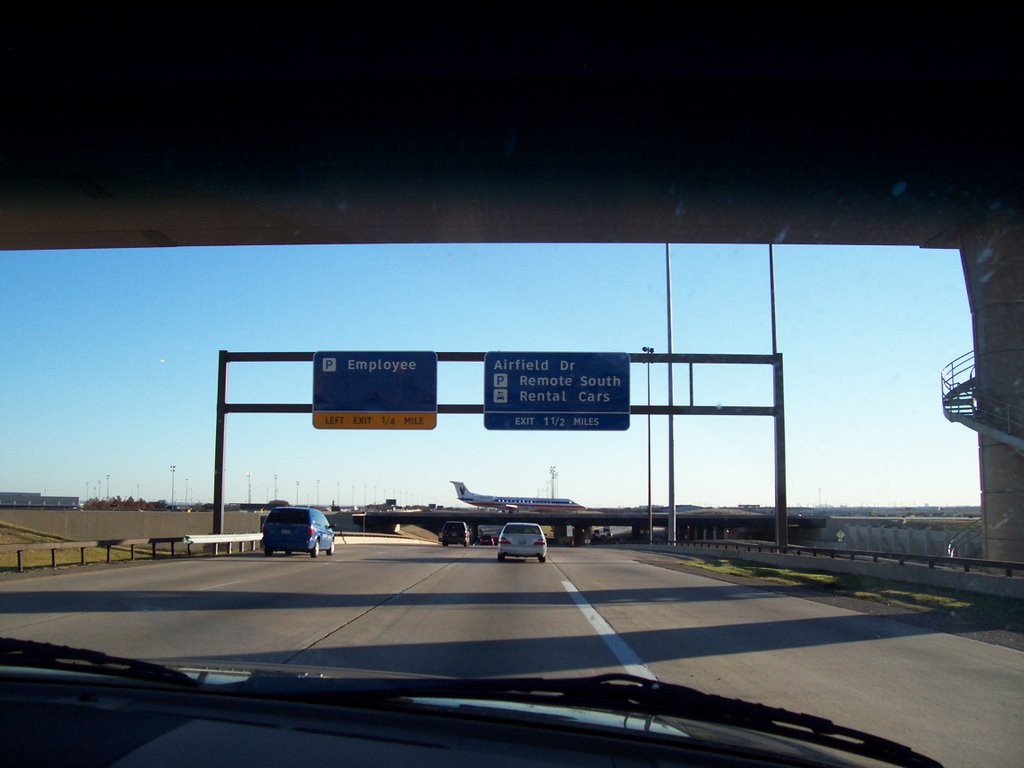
[313,351,437,430]
[484,352,630,430]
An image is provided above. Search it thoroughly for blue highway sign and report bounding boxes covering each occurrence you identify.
[484,352,630,430]
[313,351,437,429]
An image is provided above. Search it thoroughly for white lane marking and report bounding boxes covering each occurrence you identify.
[198,579,244,591]
[562,580,657,681]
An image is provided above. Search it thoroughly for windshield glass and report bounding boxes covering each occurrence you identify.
[503,525,543,535]
[265,509,310,525]
[4,11,1023,766]
[2,241,1016,768]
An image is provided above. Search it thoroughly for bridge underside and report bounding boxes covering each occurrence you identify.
[3,10,1022,559]
[359,510,826,543]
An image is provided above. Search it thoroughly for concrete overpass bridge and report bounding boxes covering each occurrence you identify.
[2,9,1021,559]
[359,508,825,545]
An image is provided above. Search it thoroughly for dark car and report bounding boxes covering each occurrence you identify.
[477,533,497,546]
[262,506,336,558]
[438,521,469,547]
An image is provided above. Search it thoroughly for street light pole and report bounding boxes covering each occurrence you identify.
[106,474,110,499]
[643,346,654,544]
[665,243,677,545]
[170,466,176,508]
[246,471,252,506]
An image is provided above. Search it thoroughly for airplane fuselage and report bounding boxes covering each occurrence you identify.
[451,481,585,511]
[461,496,584,511]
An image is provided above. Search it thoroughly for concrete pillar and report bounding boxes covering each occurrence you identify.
[960,214,1024,562]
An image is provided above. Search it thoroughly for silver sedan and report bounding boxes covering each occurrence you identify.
[497,523,548,563]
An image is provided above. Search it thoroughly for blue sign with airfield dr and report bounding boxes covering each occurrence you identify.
[484,352,630,430]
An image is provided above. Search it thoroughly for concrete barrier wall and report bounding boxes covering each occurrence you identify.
[793,518,984,558]
[0,508,262,540]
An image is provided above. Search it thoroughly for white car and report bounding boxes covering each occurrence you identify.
[497,523,547,562]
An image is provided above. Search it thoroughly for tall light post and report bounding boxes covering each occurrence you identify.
[295,480,299,505]
[246,471,252,505]
[273,474,278,499]
[665,243,678,545]
[170,465,176,508]
[316,479,320,506]
[185,477,189,505]
[105,474,110,499]
[642,346,655,544]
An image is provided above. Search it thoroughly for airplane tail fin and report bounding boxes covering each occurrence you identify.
[450,481,471,499]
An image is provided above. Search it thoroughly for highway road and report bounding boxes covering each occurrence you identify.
[0,542,1020,767]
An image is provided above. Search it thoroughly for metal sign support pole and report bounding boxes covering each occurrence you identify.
[213,350,228,535]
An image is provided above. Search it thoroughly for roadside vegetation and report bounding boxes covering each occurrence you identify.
[668,556,1024,636]
[0,521,165,574]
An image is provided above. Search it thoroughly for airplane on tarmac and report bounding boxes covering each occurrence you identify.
[450,481,586,511]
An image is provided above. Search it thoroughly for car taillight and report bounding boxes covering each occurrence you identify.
[309,525,316,536]
[533,539,546,545]
[499,537,511,545]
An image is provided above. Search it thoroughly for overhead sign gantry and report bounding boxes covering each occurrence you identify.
[213,348,785,546]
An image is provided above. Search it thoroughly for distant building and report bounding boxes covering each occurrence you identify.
[0,491,80,509]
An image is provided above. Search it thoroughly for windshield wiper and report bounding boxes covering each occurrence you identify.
[0,637,197,689]
[263,673,941,768]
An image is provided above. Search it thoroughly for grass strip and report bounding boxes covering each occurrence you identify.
[679,557,1024,631]
[0,521,175,574]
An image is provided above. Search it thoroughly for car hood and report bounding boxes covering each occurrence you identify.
[146,660,938,768]
[0,639,941,768]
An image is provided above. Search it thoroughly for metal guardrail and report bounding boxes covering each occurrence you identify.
[681,540,1022,577]
[0,530,431,572]
[183,533,263,555]
[183,534,263,544]
[0,537,186,573]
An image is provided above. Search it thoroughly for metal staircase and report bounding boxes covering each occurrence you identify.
[941,351,1024,456]
[946,517,982,558]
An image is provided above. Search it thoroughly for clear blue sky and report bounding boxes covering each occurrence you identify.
[0,242,978,509]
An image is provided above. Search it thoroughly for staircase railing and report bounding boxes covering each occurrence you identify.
[942,351,1024,453]
[946,518,982,558]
